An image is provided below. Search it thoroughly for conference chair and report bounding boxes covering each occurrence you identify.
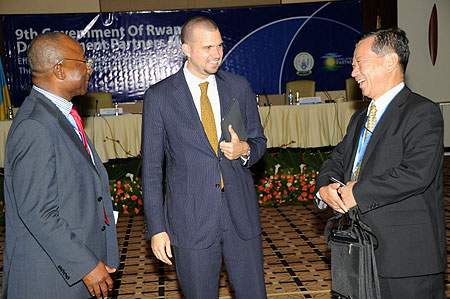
[285,80,316,104]
[76,92,114,116]
[345,78,363,101]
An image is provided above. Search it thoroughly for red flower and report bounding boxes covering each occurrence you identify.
[301,192,307,197]
[117,189,124,195]
[258,185,264,191]
[131,195,138,201]
[134,208,140,214]
[138,199,143,205]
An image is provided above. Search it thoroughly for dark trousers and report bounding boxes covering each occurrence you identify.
[172,195,267,299]
[379,272,445,299]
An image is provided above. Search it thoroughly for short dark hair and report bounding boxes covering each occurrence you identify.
[358,27,410,73]
[28,31,66,74]
[181,16,219,44]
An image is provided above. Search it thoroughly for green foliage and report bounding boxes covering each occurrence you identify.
[104,157,142,181]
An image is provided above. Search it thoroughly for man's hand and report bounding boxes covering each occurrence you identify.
[219,125,249,160]
[82,261,115,299]
[319,183,348,214]
[151,232,173,265]
[339,181,357,209]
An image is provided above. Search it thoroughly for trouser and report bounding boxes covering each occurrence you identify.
[172,195,267,299]
[379,272,444,299]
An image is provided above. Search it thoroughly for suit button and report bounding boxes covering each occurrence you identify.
[97,196,103,202]
[101,226,106,231]
[215,184,220,188]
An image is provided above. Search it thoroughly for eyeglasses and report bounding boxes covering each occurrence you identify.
[55,58,94,70]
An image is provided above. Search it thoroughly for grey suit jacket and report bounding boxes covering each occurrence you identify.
[2,89,119,298]
[142,68,267,249]
[316,86,446,277]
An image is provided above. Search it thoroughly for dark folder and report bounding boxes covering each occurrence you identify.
[221,98,248,142]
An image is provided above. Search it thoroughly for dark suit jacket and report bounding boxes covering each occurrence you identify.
[2,89,119,298]
[316,86,446,278]
[142,68,267,249]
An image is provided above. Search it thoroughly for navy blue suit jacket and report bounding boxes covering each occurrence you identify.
[316,86,446,277]
[142,68,267,249]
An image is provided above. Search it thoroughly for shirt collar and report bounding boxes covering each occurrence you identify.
[33,85,73,117]
[370,82,405,118]
[183,61,217,89]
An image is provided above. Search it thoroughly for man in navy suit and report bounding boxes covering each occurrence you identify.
[315,28,446,298]
[142,16,267,298]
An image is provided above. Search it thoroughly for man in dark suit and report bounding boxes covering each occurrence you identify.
[315,28,446,298]
[2,32,119,298]
[142,16,267,298]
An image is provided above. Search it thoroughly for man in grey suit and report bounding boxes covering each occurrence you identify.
[315,28,446,298]
[142,16,267,298]
[2,32,119,298]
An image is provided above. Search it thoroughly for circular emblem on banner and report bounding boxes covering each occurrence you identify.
[321,53,343,71]
[294,52,314,76]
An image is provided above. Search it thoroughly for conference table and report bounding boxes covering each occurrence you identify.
[0,101,368,168]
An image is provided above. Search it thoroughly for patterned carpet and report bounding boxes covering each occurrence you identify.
[0,158,449,298]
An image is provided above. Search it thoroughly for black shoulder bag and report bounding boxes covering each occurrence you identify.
[324,206,381,299]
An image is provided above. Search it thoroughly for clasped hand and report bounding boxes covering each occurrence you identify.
[82,261,116,299]
[219,125,249,160]
[319,181,357,214]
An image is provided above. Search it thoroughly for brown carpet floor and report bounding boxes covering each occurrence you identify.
[0,157,450,298]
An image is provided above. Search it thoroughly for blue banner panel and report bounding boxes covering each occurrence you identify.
[3,1,360,106]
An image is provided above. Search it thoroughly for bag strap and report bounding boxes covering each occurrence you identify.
[348,206,379,249]
[324,212,345,244]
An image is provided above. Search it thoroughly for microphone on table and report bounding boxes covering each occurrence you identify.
[94,100,99,117]
[262,88,271,106]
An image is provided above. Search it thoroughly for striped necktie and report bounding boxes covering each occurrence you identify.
[355,104,377,180]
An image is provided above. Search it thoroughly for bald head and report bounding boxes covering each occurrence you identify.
[27,32,69,74]
[181,16,219,44]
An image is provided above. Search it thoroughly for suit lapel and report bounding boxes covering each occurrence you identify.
[216,71,233,142]
[171,70,215,152]
[359,87,410,175]
[36,94,100,176]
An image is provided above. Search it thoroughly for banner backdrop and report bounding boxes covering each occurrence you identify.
[3,1,361,106]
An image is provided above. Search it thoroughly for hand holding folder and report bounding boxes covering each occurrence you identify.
[221,98,248,142]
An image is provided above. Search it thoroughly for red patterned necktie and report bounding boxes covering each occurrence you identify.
[70,107,110,225]
[69,107,90,156]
